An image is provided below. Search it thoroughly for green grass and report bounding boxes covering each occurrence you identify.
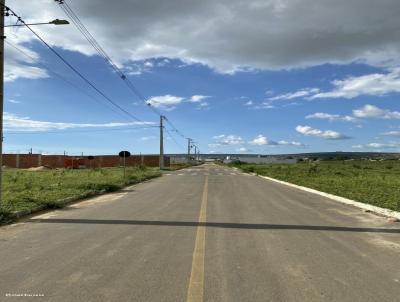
[229,160,400,211]
[0,166,161,224]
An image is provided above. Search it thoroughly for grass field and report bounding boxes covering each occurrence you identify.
[229,160,400,211]
[0,166,161,224]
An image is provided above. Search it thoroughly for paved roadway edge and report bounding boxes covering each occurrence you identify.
[230,167,400,220]
[259,175,400,220]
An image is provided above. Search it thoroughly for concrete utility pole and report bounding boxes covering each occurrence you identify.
[159,115,164,169]
[0,0,5,207]
[187,138,192,162]
[194,145,197,161]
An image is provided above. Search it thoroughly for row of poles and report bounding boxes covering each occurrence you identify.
[159,115,200,169]
[0,1,201,208]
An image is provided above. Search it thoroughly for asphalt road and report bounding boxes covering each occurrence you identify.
[1,164,399,301]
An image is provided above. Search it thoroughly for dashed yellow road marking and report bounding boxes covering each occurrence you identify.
[186,175,208,302]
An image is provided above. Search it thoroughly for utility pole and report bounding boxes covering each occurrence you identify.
[159,115,164,169]
[187,138,192,162]
[0,0,5,207]
[194,145,197,161]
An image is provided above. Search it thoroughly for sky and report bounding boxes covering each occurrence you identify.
[3,0,400,155]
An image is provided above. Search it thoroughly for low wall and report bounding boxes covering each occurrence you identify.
[170,157,189,164]
[2,154,169,169]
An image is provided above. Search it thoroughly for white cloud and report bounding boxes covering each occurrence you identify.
[249,135,268,146]
[385,112,400,119]
[189,95,210,103]
[212,134,304,149]
[311,69,400,99]
[237,147,250,152]
[212,135,225,139]
[147,94,211,110]
[273,69,400,101]
[306,112,358,122]
[353,104,384,118]
[252,102,275,110]
[4,112,154,132]
[244,100,253,106]
[196,102,210,110]
[5,42,48,82]
[353,104,400,119]
[249,135,305,146]
[382,131,400,137]
[269,88,320,101]
[353,142,400,149]
[124,59,162,75]
[212,134,243,145]
[7,0,400,73]
[8,99,21,104]
[277,140,305,147]
[139,136,156,141]
[368,143,395,148]
[296,125,350,140]
[147,95,185,109]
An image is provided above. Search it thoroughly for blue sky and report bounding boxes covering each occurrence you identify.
[3,0,400,155]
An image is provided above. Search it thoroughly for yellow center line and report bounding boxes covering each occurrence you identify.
[186,174,209,302]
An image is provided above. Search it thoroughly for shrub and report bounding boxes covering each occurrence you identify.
[307,164,318,175]
[243,166,255,173]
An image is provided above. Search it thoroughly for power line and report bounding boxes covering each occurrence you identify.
[56,0,191,141]
[4,2,192,155]
[164,116,187,139]
[1,3,144,123]
[57,0,161,116]
[5,40,133,122]
[165,128,186,151]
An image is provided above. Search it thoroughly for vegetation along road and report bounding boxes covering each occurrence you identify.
[229,160,400,211]
[0,164,399,301]
[0,166,161,224]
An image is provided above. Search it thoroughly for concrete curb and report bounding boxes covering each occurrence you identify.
[257,175,400,220]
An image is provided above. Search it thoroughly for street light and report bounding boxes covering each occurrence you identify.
[4,19,69,27]
[0,3,69,209]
